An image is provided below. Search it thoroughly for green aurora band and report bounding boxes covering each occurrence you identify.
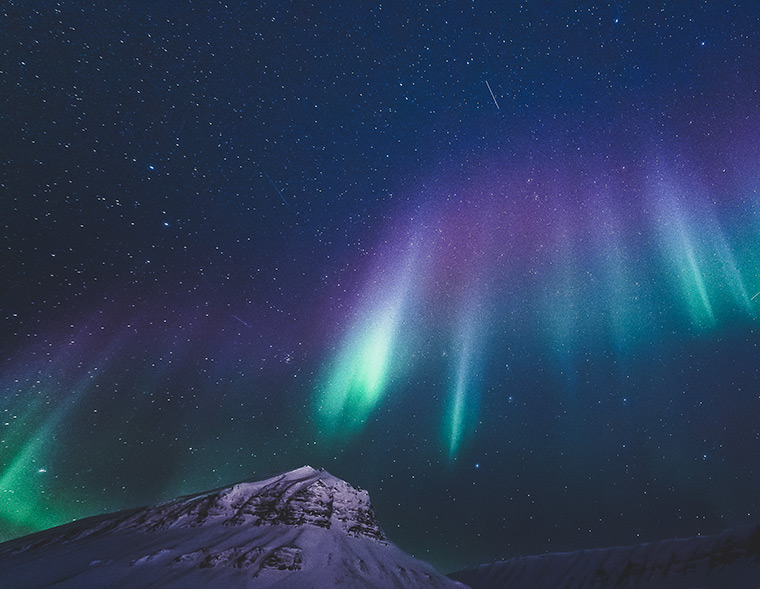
[315,259,415,434]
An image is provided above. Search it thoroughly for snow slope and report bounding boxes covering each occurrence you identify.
[0,466,466,588]
[450,523,760,589]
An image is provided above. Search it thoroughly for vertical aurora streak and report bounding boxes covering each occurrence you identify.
[708,214,755,315]
[315,254,416,435]
[597,219,641,363]
[0,340,119,533]
[652,177,759,327]
[445,299,482,458]
[446,329,472,458]
[1,409,68,531]
[653,185,715,327]
[542,212,581,390]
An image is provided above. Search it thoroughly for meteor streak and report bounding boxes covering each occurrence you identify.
[232,315,251,327]
[485,80,500,110]
[262,170,289,207]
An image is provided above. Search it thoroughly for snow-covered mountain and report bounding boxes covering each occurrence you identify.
[450,523,760,589]
[0,465,466,588]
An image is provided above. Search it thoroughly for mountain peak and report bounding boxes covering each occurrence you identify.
[54,463,385,544]
[0,467,465,588]
[280,464,320,477]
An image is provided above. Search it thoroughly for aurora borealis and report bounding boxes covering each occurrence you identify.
[3,0,760,573]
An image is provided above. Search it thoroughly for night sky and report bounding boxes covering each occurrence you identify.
[2,0,760,574]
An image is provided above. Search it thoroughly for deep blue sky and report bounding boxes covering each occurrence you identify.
[2,0,760,573]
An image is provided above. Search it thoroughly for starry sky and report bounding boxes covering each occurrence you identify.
[2,0,760,574]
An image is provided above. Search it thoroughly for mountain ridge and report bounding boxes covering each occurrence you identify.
[450,522,760,589]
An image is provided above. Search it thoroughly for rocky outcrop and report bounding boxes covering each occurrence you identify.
[109,465,387,540]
